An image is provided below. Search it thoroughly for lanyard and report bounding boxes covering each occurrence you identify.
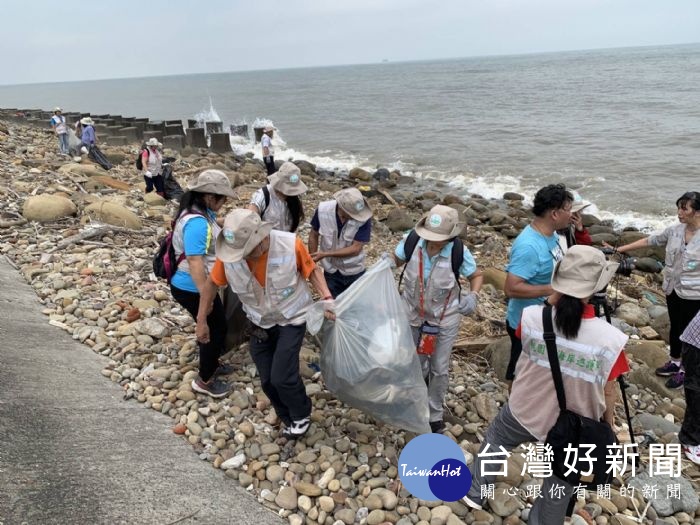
[418,247,452,323]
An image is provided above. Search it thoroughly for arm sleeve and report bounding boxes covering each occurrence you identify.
[459,247,478,277]
[506,244,540,281]
[607,351,630,381]
[210,259,228,287]
[353,220,371,242]
[182,217,211,256]
[574,228,593,246]
[515,322,522,339]
[249,188,266,213]
[395,236,408,261]
[310,209,320,232]
[295,238,317,279]
[648,226,671,247]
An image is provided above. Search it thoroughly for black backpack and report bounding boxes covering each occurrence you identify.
[398,229,464,291]
[152,211,205,282]
[135,148,148,170]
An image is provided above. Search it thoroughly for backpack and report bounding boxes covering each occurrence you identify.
[152,211,205,282]
[398,229,464,292]
[135,148,148,170]
[261,185,271,212]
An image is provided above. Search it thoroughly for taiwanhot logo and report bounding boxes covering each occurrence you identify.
[398,434,472,501]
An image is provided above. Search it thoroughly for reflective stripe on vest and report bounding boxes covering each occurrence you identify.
[317,200,365,275]
[172,209,220,274]
[262,185,293,232]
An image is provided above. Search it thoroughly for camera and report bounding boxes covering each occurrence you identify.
[599,247,635,276]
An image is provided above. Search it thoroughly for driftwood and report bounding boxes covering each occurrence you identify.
[0,212,27,228]
[46,225,139,253]
[377,188,399,207]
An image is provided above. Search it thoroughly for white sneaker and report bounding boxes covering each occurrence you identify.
[683,444,700,465]
[281,417,310,439]
[462,494,483,511]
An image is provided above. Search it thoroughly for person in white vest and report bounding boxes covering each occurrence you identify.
[391,205,483,434]
[464,245,630,524]
[141,137,165,197]
[195,209,336,438]
[50,107,69,155]
[169,170,237,398]
[308,188,373,298]
[247,161,307,232]
[261,126,275,175]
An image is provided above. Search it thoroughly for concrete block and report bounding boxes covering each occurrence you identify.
[121,117,135,124]
[94,124,109,136]
[119,127,139,142]
[165,124,184,136]
[100,119,115,127]
[106,136,128,146]
[146,122,165,132]
[205,121,223,135]
[143,131,163,143]
[106,125,123,137]
[187,119,198,128]
[165,119,182,127]
[209,133,232,154]
[186,128,207,148]
[163,135,186,151]
[230,124,249,138]
[132,121,145,139]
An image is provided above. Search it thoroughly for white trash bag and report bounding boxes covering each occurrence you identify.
[307,259,430,434]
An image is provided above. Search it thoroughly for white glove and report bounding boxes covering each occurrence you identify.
[380,252,396,269]
[321,298,336,312]
[458,292,479,316]
[144,170,153,178]
[80,146,88,155]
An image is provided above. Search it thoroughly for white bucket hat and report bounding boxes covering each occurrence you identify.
[269,162,307,197]
[53,107,62,113]
[551,245,619,298]
[146,137,162,147]
[333,188,372,222]
[570,191,592,214]
[188,169,236,198]
[216,209,274,263]
[80,117,94,126]
[415,204,464,242]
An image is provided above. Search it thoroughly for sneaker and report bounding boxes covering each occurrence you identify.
[215,362,235,377]
[462,494,483,511]
[682,444,700,465]
[655,360,681,377]
[665,370,685,389]
[430,420,446,434]
[281,417,311,439]
[191,377,231,398]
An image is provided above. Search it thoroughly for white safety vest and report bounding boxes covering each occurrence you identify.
[401,244,461,327]
[145,148,163,176]
[317,200,366,276]
[172,208,220,274]
[223,230,312,328]
[261,185,293,232]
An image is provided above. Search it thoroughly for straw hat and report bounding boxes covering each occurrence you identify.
[551,245,618,298]
[333,188,372,222]
[146,137,162,147]
[269,162,307,197]
[188,169,236,198]
[216,209,274,263]
[80,117,94,126]
[414,205,464,242]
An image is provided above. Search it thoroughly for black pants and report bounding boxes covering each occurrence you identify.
[680,342,700,446]
[248,323,311,425]
[505,322,522,380]
[170,285,227,382]
[324,270,365,298]
[667,291,700,359]
[144,174,165,194]
[263,156,276,175]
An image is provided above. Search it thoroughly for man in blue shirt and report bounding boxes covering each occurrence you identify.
[504,184,574,383]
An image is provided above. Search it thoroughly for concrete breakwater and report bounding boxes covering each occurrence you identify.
[1,112,700,525]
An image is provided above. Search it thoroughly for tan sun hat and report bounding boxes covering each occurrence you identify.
[216,209,274,263]
[146,137,162,147]
[188,169,236,198]
[551,245,619,298]
[53,107,62,113]
[269,162,307,196]
[80,117,94,126]
[570,191,592,213]
[415,204,464,242]
[334,188,372,222]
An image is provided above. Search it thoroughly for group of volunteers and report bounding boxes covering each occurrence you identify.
[49,107,112,169]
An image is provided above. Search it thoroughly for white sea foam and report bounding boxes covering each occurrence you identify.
[194,97,221,125]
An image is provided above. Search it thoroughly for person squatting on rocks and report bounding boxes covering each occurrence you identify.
[680,309,700,465]
[261,126,275,176]
[141,137,165,197]
[558,192,593,247]
[169,170,236,398]
[50,107,69,155]
[247,161,307,232]
[308,188,373,298]
[616,191,700,389]
[390,205,483,434]
[504,184,573,384]
[78,117,113,170]
[195,209,336,438]
[464,245,630,524]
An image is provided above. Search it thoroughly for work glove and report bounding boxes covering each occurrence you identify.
[80,146,88,155]
[321,298,336,312]
[144,170,153,178]
[380,252,396,269]
[458,292,479,316]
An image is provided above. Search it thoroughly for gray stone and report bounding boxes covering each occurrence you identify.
[629,473,699,517]
[615,302,650,327]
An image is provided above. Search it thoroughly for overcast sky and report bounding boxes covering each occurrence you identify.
[1,0,698,85]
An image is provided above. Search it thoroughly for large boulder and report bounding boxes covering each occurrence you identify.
[628,368,678,399]
[58,162,106,178]
[625,340,668,370]
[615,302,650,327]
[84,201,142,229]
[22,195,77,222]
[293,160,317,178]
[482,268,506,292]
[348,167,371,182]
[482,336,510,381]
[629,472,698,517]
[650,311,671,343]
[385,208,414,233]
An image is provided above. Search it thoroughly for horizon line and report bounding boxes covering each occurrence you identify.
[1,40,698,88]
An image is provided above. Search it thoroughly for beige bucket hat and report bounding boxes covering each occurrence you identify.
[334,188,372,222]
[146,137,162,147]
[188,169,236,198]
[53,107,62,113]
[216,209,274,263]
[551,245,618,298]
[269,162,307,196]
[415,204,464,242]
[570,191,592,213]
[80,117,94,126]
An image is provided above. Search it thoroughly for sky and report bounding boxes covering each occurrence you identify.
[1,0,699,85]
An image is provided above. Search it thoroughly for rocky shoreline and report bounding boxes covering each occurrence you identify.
[1,115,699,525]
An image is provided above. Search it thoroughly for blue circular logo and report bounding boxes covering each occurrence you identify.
[398,434,472,501]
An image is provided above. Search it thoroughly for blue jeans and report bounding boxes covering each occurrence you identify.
[57,133,69,154]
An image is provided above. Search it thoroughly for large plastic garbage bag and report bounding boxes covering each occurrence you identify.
[162,162,185,202]
[307,259,430,434]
